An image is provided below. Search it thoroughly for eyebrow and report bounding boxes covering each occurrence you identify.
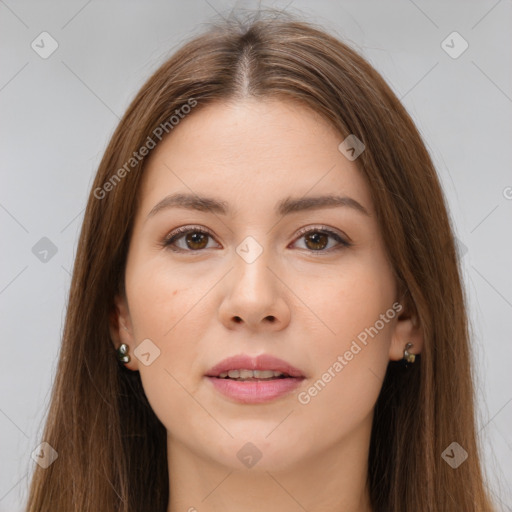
[146,192,370,219]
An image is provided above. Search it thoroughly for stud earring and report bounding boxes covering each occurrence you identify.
[403,342,416,367]
[117,343,130,364]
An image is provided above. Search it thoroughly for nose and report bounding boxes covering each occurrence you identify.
[217,247,291,332]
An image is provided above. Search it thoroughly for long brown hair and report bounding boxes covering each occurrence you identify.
[26,10,496,512]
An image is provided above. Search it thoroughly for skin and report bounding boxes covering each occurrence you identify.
[110,98,423,512]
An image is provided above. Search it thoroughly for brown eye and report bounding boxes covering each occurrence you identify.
[183,232,209,250]
[163,227,218,252]
[292,227,351,253]
[304,232,329,251]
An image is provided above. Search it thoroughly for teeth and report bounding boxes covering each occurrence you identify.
[217,369,287,379]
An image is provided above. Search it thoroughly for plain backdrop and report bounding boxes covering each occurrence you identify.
[1,1,511,510]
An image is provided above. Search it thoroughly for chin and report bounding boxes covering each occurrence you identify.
[205,434,307,473]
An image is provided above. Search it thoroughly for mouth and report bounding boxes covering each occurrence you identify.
[212,369,296,381]
[205,354,306,404]
[205,353,305,379]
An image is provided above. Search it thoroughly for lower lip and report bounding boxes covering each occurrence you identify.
[205,376,304,404]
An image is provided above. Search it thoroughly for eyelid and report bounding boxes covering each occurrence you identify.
[163,224,213,242]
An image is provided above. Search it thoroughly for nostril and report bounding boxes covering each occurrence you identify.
[232,315,275,323]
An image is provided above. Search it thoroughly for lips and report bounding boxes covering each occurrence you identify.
[205,353,306,404]
[205,353,305,379]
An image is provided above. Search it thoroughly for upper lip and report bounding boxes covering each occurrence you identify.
[205,353,305,378]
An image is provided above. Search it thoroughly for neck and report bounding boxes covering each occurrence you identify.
[166,412,374,512]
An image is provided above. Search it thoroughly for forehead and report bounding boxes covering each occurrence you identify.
[137,98,372,216]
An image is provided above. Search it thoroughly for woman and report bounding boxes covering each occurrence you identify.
[26,11,496,512]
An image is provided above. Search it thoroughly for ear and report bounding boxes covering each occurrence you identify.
[388,301,423,362]
[109,293,140,371]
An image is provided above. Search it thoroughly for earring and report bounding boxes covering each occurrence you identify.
[403,342,416,367]
[117,343,130,364]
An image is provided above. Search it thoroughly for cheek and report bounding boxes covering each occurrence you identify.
[293,323,391,448]
[303,254,396,346]
[123,257,209,410]
[125,253,211,339]
[292,260,395,424]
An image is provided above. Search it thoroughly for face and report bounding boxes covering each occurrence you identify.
[111,98,421,472]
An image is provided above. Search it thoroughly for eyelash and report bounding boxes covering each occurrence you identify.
[161,225,352,255]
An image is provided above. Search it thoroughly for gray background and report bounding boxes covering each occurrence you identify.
[1,0,511,510]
